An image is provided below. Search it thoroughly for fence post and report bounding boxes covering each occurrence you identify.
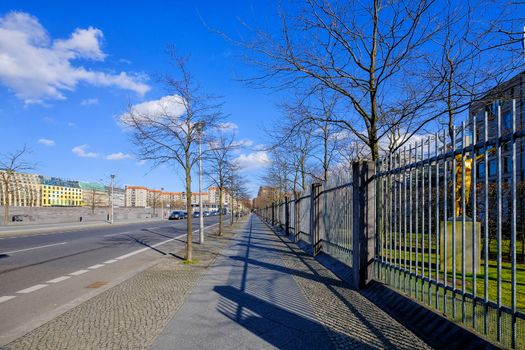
[285,196,290,236]
[352,161,376,289]
[295,196,300,242]
[310,183,322,256]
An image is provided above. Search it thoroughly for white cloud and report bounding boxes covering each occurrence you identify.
[136,159,147,166]
[0,12,150,104]
[67,122,76,127]
[81,97,98,106]
[72,144,98,158]
[119,95,186,124]
[38,138,55,146]
[235,151,271,170]
[218,122,238,130]
[106,152,132,160]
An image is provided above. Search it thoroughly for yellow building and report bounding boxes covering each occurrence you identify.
[41,185,83,206]
[40,176,82,207]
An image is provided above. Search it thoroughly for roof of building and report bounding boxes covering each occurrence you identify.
[40,176,80,188]
[126,186,149,190]
[79,182,106,191]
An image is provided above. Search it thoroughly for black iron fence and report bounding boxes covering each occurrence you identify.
[257,99,525,349]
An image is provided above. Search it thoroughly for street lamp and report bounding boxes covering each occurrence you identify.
[161,187,164,220]
[196,121,205,244]
[110,174,115,224]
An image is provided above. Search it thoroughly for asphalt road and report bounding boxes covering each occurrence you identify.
[0,216,227,345]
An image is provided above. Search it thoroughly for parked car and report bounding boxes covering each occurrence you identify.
[203,211,211,217]
[192,211,200,218]
[12,215,23,222]
[169,211,186,220]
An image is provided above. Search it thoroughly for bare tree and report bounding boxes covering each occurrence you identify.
[420,0,525,143]
[121,50,222,261]
[233,0,441,160]
[84,187,108,215]
[226,163,249,224]
[0,146,34,225]
[205,128,239,236]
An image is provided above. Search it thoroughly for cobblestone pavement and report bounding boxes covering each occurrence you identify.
[4,219,246,350]
[254,217,431,349]
[272,231,432,349]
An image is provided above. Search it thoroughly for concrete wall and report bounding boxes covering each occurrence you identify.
[0,206,161,225]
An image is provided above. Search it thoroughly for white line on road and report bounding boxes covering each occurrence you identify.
[0,295,16,303]
[46,276,71,283]
[17,284,48,294]
[115,247,150,260]
[103,259,117,264]
[4,242,67,255]
[69,270,88,276]
[88,264,104,270]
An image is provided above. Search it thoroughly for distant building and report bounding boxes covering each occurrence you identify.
[41,176,82,207]
[254,186,278,209]
[125,186,148,207]
[161,192,184,209]
[470,70,525,183]
[79,182,109,207]
[0,171,41,207]
[106,186,125,207]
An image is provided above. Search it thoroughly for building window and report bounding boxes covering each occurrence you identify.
[478,162,485,178]
[489,159,497,177]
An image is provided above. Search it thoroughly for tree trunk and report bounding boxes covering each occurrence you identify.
[230,196,234,226]
[185,164,193,261]
[3,187,9,225]
[218,187,223,236]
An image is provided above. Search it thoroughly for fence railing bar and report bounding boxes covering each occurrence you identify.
[461,120,467,324]
[428,135,432,305]
[471,114,478,330]
[497,104,502,342]
[483,109,490,336]
[511,98,517,349]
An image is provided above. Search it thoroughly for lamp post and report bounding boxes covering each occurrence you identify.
[161,187,164,220]
[110,174,115,224]
[196,122,205,244]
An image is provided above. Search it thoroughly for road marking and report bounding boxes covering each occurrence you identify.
[88,264,104,270]
[104,259,117,264]
[0,296,16,303]
[46,276,71,283]
[4,242,67,255]
[17,284,48,294]
[69,269,88,276]
[115,247,150,260]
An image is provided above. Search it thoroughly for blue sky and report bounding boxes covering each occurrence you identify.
[0,0,282,196]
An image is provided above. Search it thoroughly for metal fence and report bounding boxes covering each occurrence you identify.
[257,98,525,349]
[376,99,525,349]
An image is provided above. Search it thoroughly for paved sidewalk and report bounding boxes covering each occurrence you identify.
[152,215,431,349]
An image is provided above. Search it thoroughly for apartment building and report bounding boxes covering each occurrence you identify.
[125,186,148,207]
[0,171,41,207]
[40,176,82,207]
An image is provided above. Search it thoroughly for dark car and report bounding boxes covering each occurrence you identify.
[169,211,185,220]
[192,211,200,218]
